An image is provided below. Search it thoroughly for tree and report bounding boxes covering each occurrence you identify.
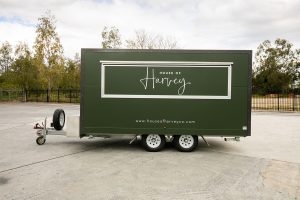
[33,11,64,90]
[11,42,38,90]
[0,41,13,74]
[62,53,80,89]
[126,30,178,49]
[101,26,122,49]
[253,39,300,94]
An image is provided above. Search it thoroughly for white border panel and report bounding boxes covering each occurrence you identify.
[100,61,233,100]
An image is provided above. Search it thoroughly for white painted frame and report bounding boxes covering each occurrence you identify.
[100,61,233,100]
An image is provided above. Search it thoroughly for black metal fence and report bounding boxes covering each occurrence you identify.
[0,89,80,103]
[0,90,24,102]
[252,94,300,111]
[1,89,300,111]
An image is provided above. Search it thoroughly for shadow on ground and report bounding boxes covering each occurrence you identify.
[41,136,237,153]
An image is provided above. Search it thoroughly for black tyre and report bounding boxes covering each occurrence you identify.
[36,136,46,145]
[53,109,65,130]
[141,134,166,152]
[173,135,198,152]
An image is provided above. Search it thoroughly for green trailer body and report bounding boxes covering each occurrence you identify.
[80,49,252,138]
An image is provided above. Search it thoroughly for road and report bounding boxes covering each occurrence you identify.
[0,103,299,199]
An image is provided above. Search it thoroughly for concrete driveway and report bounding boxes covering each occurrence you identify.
[0,103,299,200]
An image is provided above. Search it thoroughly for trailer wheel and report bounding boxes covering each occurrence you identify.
[36,136,46,145]
[173,135,198,152]
[53,109,65,130]
[141,134,166,152]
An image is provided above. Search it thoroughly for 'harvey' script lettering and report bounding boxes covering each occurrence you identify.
[140,67,191,95]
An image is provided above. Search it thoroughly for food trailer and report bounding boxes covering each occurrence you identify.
[34,49,252,152]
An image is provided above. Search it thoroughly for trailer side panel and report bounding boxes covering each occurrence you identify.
[80,49,252,137]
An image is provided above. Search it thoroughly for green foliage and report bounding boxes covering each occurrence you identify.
[253,39,300,94]
[0,72,16,89]
[0,41,13,74]
[0,11,79,90]
[253,66,291,94]
[11,42,39,90]
[61,53,80,89]
[0,41,15,89]
[101,26,122,49]
[33,10,64,90]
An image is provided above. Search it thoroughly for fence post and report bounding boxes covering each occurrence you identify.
[69,90,72,103]
[47,89,49,102]
[292,92,295,111]
[23,89,26,102]
[36,90,38,102]
[277,93,280,111]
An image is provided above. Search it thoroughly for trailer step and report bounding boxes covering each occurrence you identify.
[224,137,240,142]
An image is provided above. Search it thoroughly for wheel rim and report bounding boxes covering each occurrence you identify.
[178,135,194,149]
[146,134,161,149]
[59,112,65,126]
[38,137,45,144]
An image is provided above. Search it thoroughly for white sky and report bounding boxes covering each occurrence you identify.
[1,0,300,58]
